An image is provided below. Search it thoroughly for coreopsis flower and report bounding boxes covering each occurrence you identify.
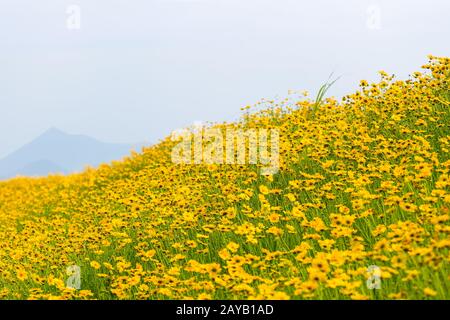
[423,288,437,297]
[259,185,270,195]
[16,269,28,281]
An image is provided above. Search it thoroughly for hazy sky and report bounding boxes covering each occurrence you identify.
[0,0,449,158]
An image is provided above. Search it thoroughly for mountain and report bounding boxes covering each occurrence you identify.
[0,128,141,179]
[15,159,68,177]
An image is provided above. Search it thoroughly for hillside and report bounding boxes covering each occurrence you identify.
[0,56,448,300]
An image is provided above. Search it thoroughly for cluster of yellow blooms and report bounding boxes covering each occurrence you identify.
[0,56,448,300]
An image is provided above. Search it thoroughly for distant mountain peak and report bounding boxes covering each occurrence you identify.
[44,127,63,134]
[39,127,69,138]
[46,127,63,133]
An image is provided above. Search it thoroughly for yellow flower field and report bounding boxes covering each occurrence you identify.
[0,56,449,300]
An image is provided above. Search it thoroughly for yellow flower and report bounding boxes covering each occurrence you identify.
[206,263,221,276]
[285,193,296,202]
[16,269,28,281]
[259,185,270,195]
[78,290,94,298]
[268,213,280,223]
[267,226,283,236]
[218,248,231,260]
[270,291,290,300]
[226,242,240,253]
[423,288,437,297]
[225,208,237,219]
[286,225,296,233]
[198,293,212,300]
[400,202,417,212]
[142,249,156,259]
[318,239,335,250]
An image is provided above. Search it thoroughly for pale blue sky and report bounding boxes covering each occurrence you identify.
[0,0,449,157]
